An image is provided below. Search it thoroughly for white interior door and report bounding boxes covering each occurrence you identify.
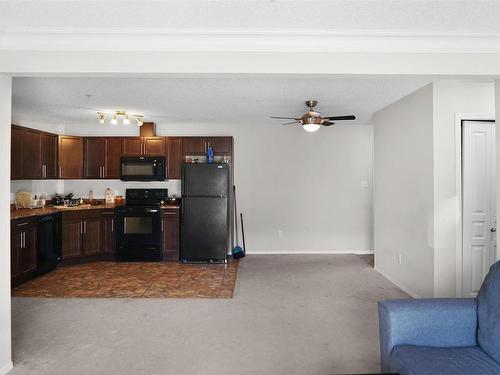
[462,120,496,297]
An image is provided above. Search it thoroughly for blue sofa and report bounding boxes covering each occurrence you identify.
[378,260,500,375]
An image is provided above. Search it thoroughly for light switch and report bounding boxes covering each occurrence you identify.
[360,180,369,188]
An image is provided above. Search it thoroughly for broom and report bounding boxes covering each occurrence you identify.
[232,185,245,259]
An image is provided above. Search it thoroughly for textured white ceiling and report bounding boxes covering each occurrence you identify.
[12,77,431,126]
[2,1,500,33]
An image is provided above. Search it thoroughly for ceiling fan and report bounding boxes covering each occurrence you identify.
[270,100,356,132]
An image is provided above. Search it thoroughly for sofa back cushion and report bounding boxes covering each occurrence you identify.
[477,260,500,363]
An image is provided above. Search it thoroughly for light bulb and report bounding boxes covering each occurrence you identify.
[136,117,144,126]
[303,124,320,132]
[110,115,118,125]
[123,115,130,125]
[98,113,105,124]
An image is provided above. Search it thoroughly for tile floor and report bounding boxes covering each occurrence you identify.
[12,260,239,298]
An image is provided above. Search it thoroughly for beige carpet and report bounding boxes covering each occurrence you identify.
[10,255,408,375]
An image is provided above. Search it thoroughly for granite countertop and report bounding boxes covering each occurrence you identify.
[11,202,180,220]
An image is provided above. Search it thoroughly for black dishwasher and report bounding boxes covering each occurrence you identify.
[36,213,62,276]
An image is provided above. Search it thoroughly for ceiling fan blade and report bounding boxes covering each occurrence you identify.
[282,121,299,125]
[322,121,335,126]
[270,116,300,120]
[324,115,356,121]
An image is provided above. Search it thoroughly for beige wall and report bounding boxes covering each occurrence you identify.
[0,74,13,375]
[12,121,375,255]
[432,81,495,297]
[373,84,435,297]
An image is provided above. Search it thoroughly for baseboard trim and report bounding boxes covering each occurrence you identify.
[0,361,13,375]
[247,250,374,255]
[374,267,421,298]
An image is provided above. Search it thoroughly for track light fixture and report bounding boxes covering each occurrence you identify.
[97,111,145,126]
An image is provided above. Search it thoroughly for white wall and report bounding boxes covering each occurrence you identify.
[432,80,495,297]
[374,81,496,298]
[0,75,13,375]
[373,84,435,298]
[11,121,374,254]
[497,81,500,261]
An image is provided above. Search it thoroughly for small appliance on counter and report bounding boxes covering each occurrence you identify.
[15,191,46,209]
[115,188,168,262]
[105,188,116,204]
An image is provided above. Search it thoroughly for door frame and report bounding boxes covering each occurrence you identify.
[455,113,496,297]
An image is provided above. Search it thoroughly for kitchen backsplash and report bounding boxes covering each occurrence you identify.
[11,179,181,203]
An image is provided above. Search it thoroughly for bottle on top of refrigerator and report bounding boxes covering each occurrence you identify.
[207,147,214,164]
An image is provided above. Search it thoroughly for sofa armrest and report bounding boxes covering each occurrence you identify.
[378,298,477,372]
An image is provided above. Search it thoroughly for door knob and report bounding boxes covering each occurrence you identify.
[491,228,497,232]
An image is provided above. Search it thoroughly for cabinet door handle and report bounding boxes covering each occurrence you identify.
[80,221,83,234]
[19,233,22,248]
[22,232,25,249]
[161,219,164,232]
[59,165,62,178]
[84,221,87,234]
[111,219,114,232]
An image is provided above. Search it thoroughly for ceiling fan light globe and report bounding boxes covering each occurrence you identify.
[303,124,320,133]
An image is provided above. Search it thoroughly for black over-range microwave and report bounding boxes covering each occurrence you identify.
[120,156,166,181]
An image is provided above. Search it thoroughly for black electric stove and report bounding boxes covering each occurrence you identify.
[115,189,168,262]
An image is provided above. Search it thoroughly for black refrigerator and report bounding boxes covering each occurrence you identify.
[181,163,229,263]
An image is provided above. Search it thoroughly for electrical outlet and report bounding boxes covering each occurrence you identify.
[278,230,284,238]
[398,254,402,265]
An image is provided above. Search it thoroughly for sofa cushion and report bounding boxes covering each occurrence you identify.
[390,345,500,375]
[477,260,500,363]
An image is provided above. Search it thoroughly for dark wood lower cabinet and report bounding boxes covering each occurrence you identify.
[11,218,37,286]
[83,217,101,256]
[61,218,83,259]
[101,210,116,255]
[61,210,102,260]
[162,208,180,261]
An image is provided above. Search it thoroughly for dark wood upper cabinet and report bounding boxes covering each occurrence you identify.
[59,136,83,179]
[22,129,42,179]
[166,137,183,179]
[123,136,165,156]
[183,137,206,155]
[11,125,233,183]
[11,126,24,179]
[143,137,165,156]
[207,137,232,156]
[104,137,122,179]
[41,133,58,179]
[84,137,105,178]
[123,137,143,156]
[11,126,59,180]
[183,137,232,157]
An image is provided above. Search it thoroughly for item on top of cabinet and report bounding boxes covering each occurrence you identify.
[105,188,115,205]
[207,147,214,164]
[15,191,33,209]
